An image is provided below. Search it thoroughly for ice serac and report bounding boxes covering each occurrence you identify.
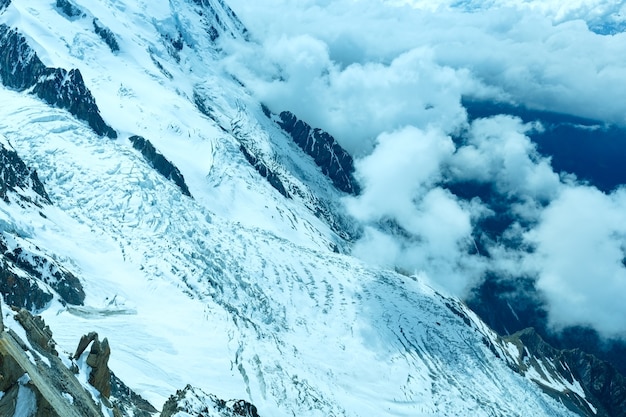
[0,25,116,138]
[0,137,85,310]
[161,385,260,417]
[276,111,360,195]
[504,328,626,417]
[0,0,10,13]
[129,135,192,197]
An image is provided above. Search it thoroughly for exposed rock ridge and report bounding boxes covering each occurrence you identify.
[276,111,360,195]
[0,305,159,417]
[0,25,117,138]
[189,0,249,42]
[55,0,84,19]
[504,328,626,417]
[73,332,111,399]
[0,233,85,310]
[239,144,290,199]
[0,0,10,13]
[0,137,50,205]
[93,18,120,52]
[129,135,192,197]
[161,384,260,417]
[0,306,106,417]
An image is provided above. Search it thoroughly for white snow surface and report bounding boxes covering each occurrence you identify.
[0,1,580,416]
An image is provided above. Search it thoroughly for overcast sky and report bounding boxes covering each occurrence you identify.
[223,0,626,339]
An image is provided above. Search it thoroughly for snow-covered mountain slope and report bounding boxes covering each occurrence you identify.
[0,0,605,416]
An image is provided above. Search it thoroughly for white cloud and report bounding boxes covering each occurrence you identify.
[223,41,477,155]
[450,115,561,203]
[525,186,626,338]
[226,0,626,128]
[344,126,482,295]
[223,0,626,336]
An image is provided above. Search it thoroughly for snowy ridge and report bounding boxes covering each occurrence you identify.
[0,0,594,416]
[0,90,578,416]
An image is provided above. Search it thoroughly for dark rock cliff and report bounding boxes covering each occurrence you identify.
[55,0,84,19]
[506,328,626,417]
[129,135,192,197]
[0,0,10,13]
[0,25,117,138]
[239,144,290,199]
[0,139,50,205]
[0,231,86,309]
[161,384,260,417]
[276,111,360,195]
[189,0,249,42]
[0,306,158,417]
[93,19,120,52]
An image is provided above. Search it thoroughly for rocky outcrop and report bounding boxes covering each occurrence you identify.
[93,19,120,52]
[0,306,159,417]
[0,233,86,309]
[161,384,260,417]
[0,25,117,138]
[0,306,106,417]
[0,0,10,13]
[73,332,111,399]
[86,336,112,399]
[0,138,50,205]
[0,262,53,311]
[110,371,158,417]
[239,144,290,199]
[129,135,192,197]
[505,328,626,417]
[55,0,84,19]
[15,308,56,354]
[276,111,360,195]
[188,0,249,42]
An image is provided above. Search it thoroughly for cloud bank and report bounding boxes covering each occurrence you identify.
[223,0,626,338]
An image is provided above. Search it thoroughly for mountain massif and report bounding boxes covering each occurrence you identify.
[0,0,624,416]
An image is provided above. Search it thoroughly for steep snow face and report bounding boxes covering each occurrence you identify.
[0,1,584,416]
[1,0,349,252]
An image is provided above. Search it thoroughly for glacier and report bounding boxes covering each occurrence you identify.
[0,0,611,416]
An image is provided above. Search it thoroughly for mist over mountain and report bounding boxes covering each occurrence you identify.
[0,0,625,416]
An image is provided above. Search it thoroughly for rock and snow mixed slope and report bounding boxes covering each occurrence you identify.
[0,0,607,416]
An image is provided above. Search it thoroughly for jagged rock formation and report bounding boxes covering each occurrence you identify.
[55,0,83,19]
[0,138,50,205]
[93,18,120,52]
[0,142,86,310]
[161,384,259,417]
[239,144,290,198]
[110,372,158,417]
[73,332,112,399]
[275,111,360,195]
[0,305,159,417]
[0,0,10,14]
[14,309,57,354]
[188,0,249,42]
[0,232,85,309]
[504,328,626,417]
[0,305,106,417]
[0,263,53,311]
[129,135,192,197]
[0,25,116,138]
